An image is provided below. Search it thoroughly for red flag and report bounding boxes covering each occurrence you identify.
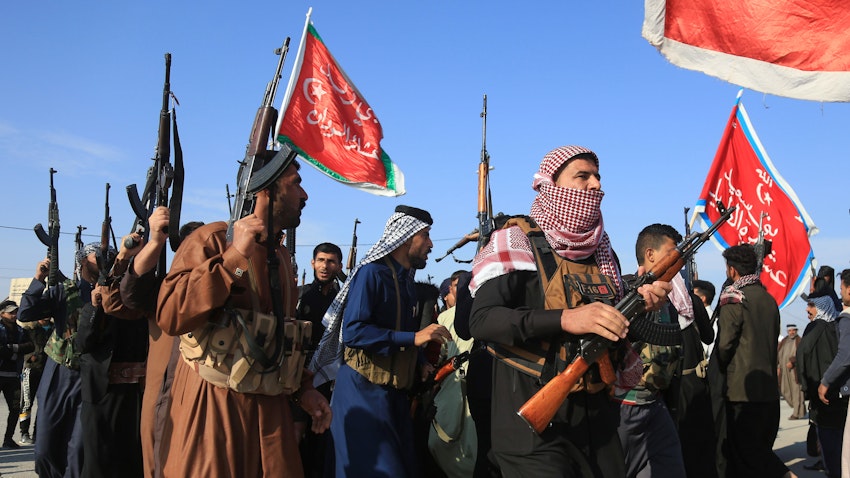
[276,12,405,196]
[643,0,850,102]
[694,92,817,309]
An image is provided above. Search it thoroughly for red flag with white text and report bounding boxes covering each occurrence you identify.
[694,92,817,309]
[643,0,850,102]
[276,15,405,196]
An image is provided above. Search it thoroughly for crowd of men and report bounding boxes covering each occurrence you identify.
[4,144,850,478]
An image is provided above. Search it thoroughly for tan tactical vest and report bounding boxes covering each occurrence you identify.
[179,259,311,396]
[486,217,618,393]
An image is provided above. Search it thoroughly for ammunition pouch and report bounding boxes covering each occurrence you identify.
[344,346,418,390]
[485,216,617,394]
[45,329,80,371]
[180,307,311,395]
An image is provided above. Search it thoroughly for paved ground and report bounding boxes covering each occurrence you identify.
[0,399,829,477]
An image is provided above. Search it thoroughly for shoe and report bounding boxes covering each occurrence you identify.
[803,459,825,471]
[18,433,32,445]
[2,439,20,449]
[788,415,803,420]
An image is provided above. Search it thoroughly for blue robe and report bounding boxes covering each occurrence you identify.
[330,257,420,478]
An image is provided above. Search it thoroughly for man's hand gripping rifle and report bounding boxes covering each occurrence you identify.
[517,201,736,434]
[227,38,296,243]
[125,53,184,278]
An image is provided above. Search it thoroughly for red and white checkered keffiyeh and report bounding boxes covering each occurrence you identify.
[471,145,624,299]
[469,226,537,296]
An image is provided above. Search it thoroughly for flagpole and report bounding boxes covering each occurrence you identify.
[274,7,313,146]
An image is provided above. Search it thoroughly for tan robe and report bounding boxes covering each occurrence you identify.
[156,221,309,477]
[778,335,806,418]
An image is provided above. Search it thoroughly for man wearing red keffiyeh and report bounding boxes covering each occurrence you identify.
[468,145,671,478]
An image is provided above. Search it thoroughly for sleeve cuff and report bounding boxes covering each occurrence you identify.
[221,247,251,285]
[391,331,416,347]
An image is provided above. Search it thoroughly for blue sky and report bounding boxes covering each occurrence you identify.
[2,1,848,329]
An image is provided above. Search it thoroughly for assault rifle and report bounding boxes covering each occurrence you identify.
[227,37,291,242]
[753,211,770,275]
[74,225,86,281]
[409,342,485,416]
[33,168,67,286]
[126,52,184,278]
[517,201,736,434]
[435,94,494,263]
[96,184,116,286]
[683,206,697,290]
[346,218,361,276]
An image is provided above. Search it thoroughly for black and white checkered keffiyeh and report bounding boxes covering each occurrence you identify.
[75,242,117,280]
[309,211,431,386]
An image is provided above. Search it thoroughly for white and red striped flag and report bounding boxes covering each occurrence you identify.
[643,0,850,102]
[694,91,817,309]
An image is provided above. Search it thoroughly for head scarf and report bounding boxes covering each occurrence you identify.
[669,273,695,329]
[75,242,117,281]
[310,209,432,386]
[719,273,761,306]
[471,145,623,298]
[810,295,838,322]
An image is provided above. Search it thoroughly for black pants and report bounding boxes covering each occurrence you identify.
[725,400,788,478]
[81,383,143,478]
[0,376,21,441]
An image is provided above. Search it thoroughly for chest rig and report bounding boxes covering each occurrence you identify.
[486,216,618,392]
[44,279,83,370]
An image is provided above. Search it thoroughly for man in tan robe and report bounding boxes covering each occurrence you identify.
[156,157,331,477]
[778,324,806,419]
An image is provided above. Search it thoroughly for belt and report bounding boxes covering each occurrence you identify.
[108,361,146,384]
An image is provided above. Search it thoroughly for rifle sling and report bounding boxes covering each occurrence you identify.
[168,109,185,253]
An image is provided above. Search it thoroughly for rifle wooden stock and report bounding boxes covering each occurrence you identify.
[518,355,591,434]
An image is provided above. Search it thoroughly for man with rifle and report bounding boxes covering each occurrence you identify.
[467,145,671,477]
[156,152,330,477]
[18,241,116,478]
[95,206,203,478]
[74,183,150,478]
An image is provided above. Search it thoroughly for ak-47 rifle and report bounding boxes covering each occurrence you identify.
[409,342,486,416]
[222,38,297,373]
[346,218,361,275]
[285,227,298,286]
[435,94,493,263]
[754,211,770,274]
[96,184,116,286]
[517,201,737,434]
[34,168,67,286]
[683,206,697,290]
[125,52,184,278]
[74,225,86,281]
[227,38,292,242]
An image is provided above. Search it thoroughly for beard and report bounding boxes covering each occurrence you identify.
[409,256,427,270]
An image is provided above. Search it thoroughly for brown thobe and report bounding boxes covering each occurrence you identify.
[778,335,806,418]
[156,221,309,478]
